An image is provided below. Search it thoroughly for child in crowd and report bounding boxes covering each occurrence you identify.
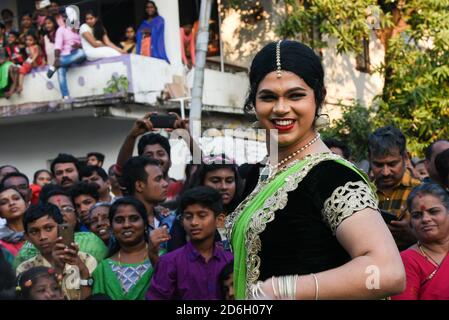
[146,186,233,300]
[0,48,20,98]
[5,31,26,66]
[219,261,234,300]
[16,266,65,300]
[17,33,46,93]
[120,26,136,54]
[70,181,100,231]
[16,203,97,300]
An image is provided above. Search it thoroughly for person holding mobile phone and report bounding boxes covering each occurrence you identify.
[16,203,97,300]
[114,112,191,204]
[368,126,421,250]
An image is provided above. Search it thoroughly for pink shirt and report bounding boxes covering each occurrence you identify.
[55,26,81,56]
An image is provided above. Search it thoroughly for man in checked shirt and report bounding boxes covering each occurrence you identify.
[368,125,421,251]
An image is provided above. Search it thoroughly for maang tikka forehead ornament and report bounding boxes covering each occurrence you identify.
[276,40,282,78]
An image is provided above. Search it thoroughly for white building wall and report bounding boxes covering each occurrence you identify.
[0,116,188,181]
[0,115,266,182]
[0,116,132,180]
[322,33,385,118]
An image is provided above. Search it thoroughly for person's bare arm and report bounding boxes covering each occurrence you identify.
[116,112,154,169]
[82,31,104,48]
[103,34,126,54]
[261,208,406,299]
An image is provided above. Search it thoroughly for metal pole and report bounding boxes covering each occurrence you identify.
[217,0,224,72]
[189,0,213,135]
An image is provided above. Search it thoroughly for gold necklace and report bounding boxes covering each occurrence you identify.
[269,133,321,171]
[118,243,149,265]
[417,242,440,267]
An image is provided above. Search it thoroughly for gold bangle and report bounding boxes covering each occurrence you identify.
[311,273,319,300]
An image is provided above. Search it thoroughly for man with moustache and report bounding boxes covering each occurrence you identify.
[51,153,80,191]
[368,126,421,250]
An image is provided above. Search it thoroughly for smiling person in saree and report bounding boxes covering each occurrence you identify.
[92,197,154,300]
[391,183,449,300]
[226,40,406,300]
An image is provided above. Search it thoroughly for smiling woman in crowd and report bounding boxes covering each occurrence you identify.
[92,197,153,300]
[392,183,449,300]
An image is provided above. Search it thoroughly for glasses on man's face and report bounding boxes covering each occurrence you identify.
[61,206,75,214]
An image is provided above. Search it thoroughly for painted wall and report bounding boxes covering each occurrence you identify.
[0,55,172,107]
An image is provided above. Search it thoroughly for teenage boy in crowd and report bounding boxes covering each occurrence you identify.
[16,203,97,300]
[146,186,233,300]
[70,181,99,231]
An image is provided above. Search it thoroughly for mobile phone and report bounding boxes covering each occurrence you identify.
[150,114,177,129]
[58,223,75,247]
[380,209,399,224]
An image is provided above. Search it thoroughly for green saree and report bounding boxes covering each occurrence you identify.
[0,61,13,96]
[227,153,375,299]
[92,258,153,300]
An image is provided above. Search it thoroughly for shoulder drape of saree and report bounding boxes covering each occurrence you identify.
[420,253,449,300]
[227,153,376,299]
[227,153,338,299]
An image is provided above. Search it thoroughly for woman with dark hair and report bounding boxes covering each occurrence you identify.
[0,186,27,258]
[18,13,37,46]
[391,184,449,300]
[33,169,53,187]
[79,10,125,61]
[120,26,137,54]
[92,197,153,300]
[136,1,169,63]
[42,16,58,67]
[226,40,405,300]
[29,169,53,205]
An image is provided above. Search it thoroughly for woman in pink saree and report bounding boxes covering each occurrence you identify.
[391,183,449,300]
